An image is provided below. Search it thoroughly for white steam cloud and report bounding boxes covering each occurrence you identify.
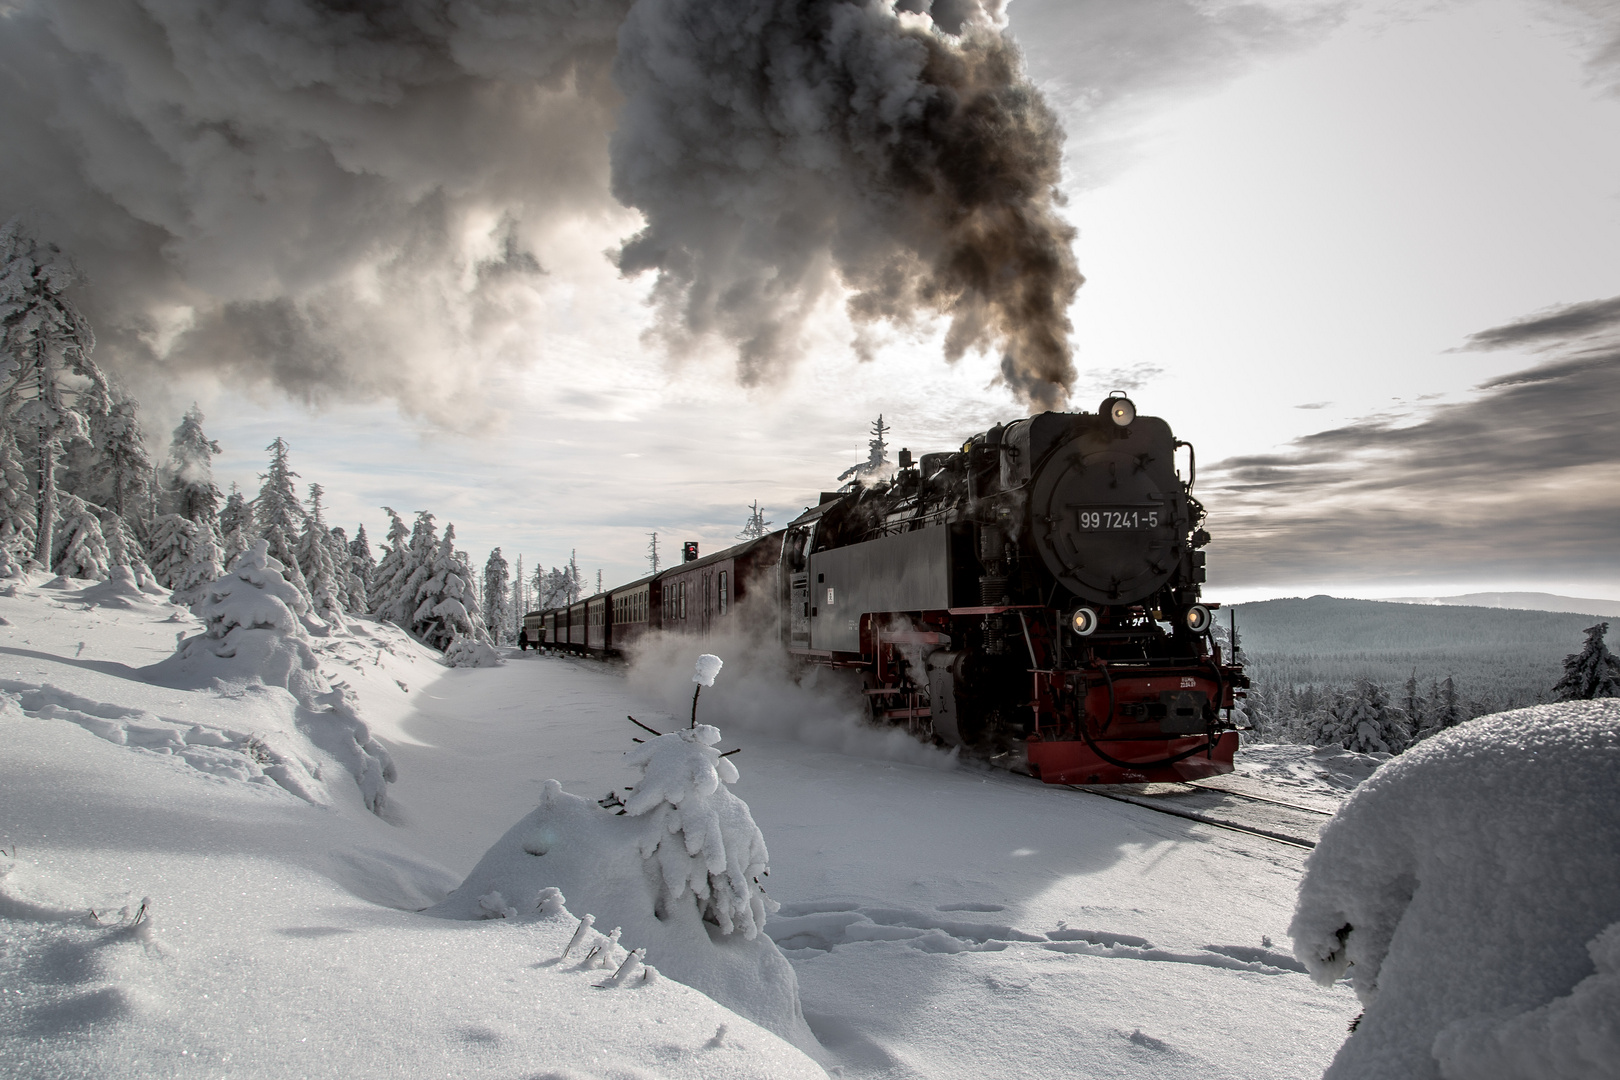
[624,612,958,771]
[0,0,1080,420]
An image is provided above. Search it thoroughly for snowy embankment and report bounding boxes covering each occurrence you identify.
[1292,700,1620,1080]
[5,566,1377,1079]
[0,570,821,1079]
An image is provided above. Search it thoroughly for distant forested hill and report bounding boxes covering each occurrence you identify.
[1228,596,1600,706]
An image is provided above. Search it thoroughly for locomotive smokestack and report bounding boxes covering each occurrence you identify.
[611,0,1082,408]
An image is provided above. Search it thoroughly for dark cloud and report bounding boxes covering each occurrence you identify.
[1202,312,1620,589]
[1462,294,1620,351]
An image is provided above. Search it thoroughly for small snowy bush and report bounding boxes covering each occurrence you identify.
[426,730,816,1056]
[624,724,774,939]
[444,632,503,668]
[1290,700,1620,1079]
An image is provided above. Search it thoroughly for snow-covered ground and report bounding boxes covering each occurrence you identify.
[1,574,1362,1078]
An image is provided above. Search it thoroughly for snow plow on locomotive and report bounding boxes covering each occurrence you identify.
[530,396,1245,785]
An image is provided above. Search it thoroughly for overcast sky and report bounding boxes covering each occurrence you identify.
[4,0,1617,602]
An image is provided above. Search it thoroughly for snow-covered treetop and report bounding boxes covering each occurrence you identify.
[254,437,304,540]
[0,217,107,438]
[693,654,723,687]
[1554,623,1620,701]
[194,538,314,645]
[167,404,222,525]
[623,724,774,940]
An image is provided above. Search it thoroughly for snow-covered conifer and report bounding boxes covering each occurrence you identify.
[51,493,110,579]
[328,526,367,613]
[837,415,891,489]
[0,218,109,568]
[218,484,252,568]
[390,510,441,628]
[735,502,772,541]
[297,483,345,626]
[253,438,310,602]
[538,564,578,609]
[622,723,776,939]
[147,512,223,602]
[348,523,377,603]
[406,522,485,651]
[369,508,413,623]
[86,394,155,532]
[99,507,156,589]
[483,547,512,643]
[1553,623,1620,701]
[1434,675,1462,729]
[0,426,36,561]
[1311,680,1408,754]
[163,404,222,526]
[512,552,525,625]
[1402,670,1427,741]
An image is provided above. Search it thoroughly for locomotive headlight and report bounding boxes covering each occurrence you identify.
[1070,607,1100,636]
[1185,604,1212,633]
[1103,395,1136,427]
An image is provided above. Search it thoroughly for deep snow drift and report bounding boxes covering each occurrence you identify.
[1290,700,1620,1079]
[2,573,1368,1078]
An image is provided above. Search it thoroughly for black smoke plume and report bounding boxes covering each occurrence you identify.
[611,0,1081,407]
[0,0,1079,416]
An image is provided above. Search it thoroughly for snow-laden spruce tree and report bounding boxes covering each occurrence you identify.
[395,510,441,625]
[347,523,376,604]
[254,438,311,603]
[1553,623,1620,701]
[0,426,36,562]
[625,722,776,939]
[218,484,252,569]
[0,218,110,569]
[406,522,485,651]
[297,483,345,626]
[67,393,154,533]
[151,538,396,812]
[52,493,110,579]
[369,507,413,623]
[147,513,223,602]
[162,403,221,526]
[99,506,157,589]
[483,547,512,644]
[1311,680,1409,755]
[328,526,367,614]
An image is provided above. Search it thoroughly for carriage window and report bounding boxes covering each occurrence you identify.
[719,571,729,615]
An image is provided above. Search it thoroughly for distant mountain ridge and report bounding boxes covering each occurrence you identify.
[1379,592,1620,619]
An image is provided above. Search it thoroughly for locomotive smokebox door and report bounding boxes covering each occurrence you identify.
[1028,416,1184,605]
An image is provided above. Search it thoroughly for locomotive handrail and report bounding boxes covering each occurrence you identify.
[1174,439,1196,492]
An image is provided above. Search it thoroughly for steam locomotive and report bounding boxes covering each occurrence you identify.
[529,396,1245,785]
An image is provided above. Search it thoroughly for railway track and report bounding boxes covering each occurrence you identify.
[1063,780,1334,848]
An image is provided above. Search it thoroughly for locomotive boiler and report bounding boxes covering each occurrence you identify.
[533,395,1244,785]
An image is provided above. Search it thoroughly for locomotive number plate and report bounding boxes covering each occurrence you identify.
[1074,506,1161,530]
